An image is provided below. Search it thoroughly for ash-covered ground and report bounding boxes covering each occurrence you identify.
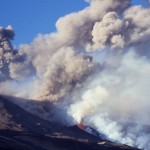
[0,96,140,150]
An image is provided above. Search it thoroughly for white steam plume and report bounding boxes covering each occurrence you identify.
[0,0,150,149]
[68,50,150,149]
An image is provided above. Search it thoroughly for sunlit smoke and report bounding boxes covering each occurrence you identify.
[0,0,150,149]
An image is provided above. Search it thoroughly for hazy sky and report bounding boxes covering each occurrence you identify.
[0,0,149,46]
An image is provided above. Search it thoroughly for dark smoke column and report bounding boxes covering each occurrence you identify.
[0,26,15,81]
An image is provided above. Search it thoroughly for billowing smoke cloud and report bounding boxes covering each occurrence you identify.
[0,0,150,149]
[0,25,15,80]
[68,50,150,149]
[87,5,150,52]
[0,26,33,81]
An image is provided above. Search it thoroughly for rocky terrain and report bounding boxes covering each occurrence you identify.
[0,96,139,150]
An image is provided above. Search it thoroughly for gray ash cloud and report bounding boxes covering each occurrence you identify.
[0,1,150,149]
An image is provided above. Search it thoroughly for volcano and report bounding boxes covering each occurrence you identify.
[0,96,140,150]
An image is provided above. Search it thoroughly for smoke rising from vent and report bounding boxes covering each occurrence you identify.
[0,0,150,149]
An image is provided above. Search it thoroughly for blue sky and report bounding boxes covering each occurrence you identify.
[0,0,149,46]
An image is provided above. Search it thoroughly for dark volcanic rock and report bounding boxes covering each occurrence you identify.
[0,95,55,133]
[0,130,139,150]
[0,96,139,150]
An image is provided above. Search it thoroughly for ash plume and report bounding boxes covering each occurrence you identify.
[0,0,150,149]
[0,25,15,80]
[0,26,32,81]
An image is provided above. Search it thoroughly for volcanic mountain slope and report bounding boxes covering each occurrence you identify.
[0,96,139,150]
